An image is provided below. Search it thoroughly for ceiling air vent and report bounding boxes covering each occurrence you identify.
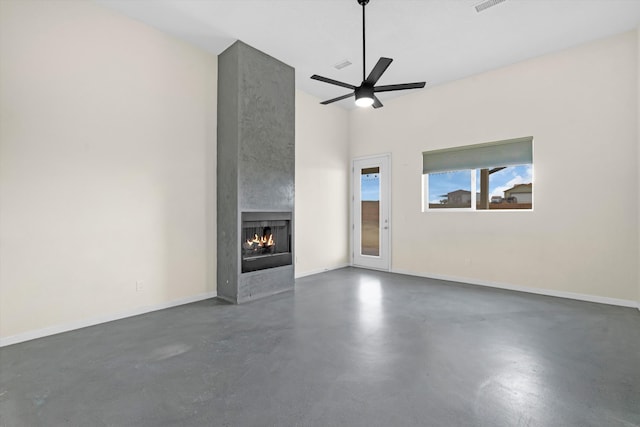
[475,0,507,13]
[333,60,352,70]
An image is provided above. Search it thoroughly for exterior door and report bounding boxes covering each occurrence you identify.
[352,154,390,270]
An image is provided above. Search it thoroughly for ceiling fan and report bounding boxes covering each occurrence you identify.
[311,0,426,109]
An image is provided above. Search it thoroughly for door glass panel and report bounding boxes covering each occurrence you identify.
[361,167,380,256]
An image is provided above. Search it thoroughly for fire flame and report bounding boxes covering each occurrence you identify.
[246,233,274,247]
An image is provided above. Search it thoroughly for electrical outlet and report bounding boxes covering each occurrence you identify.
[136,281,144,292]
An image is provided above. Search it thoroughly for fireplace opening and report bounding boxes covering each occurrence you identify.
[241,212,292,273]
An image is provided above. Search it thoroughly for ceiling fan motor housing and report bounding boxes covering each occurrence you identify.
[355,84,374,101]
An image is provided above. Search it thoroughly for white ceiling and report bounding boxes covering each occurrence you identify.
[97,0,640,109]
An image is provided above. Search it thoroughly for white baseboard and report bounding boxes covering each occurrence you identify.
[0,291,217,348]
[391,268,639,309]
[295,263,350,279]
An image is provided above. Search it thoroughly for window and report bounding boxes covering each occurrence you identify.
[427,170,473,209]
[422,137,533,211]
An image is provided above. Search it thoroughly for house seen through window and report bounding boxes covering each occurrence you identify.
[422,137,533,211]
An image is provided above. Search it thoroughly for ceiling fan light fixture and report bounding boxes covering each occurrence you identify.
[355,85,374,107]
[355,96,374,107]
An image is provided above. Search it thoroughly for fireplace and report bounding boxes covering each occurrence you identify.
[241,212,292,273]
[217,41,294,303]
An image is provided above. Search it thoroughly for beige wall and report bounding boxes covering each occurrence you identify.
[295,90,350,276]
[0,0,217,340]
[350,31,639,302]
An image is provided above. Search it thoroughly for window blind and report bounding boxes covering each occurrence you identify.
[422,137,533,174]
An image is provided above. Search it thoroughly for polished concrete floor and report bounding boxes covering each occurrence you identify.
[1,267,639,426]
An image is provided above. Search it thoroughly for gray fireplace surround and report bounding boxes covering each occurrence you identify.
[216,41,295,304]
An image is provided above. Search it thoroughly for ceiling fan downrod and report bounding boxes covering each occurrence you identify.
[359,0,370,82]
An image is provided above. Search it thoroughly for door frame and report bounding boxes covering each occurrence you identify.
[351,153,391,271]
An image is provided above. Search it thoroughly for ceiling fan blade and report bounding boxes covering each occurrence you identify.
[311,75,356,90]
[372,96,383,109]
[365,57,393,85]
[320,92,354,105]
[374,82,426,93]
